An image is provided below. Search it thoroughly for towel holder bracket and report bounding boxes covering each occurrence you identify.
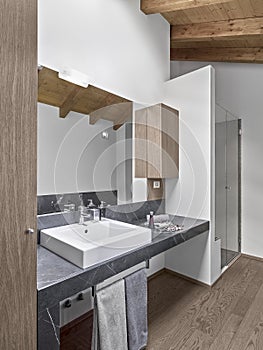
[92,260,150,297]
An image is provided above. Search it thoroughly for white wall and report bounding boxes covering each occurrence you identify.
[38,103,117,195]
[38,0,225,281]
[162,66,221,285]
[38,0,169,104]
[171,61,263,260]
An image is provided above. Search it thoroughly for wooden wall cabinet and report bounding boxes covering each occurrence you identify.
[135,103,179,179]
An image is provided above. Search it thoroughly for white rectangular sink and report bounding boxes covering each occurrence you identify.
[40,219,152,268]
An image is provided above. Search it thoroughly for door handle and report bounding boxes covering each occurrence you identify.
[25,228,34,235]
[225,186,231,191]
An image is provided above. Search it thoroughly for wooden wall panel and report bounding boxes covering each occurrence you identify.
[135,104,179,179]
[135,108,148,178]
[146,104,162,179]
[0,0,37,349]
[161,104,179,178]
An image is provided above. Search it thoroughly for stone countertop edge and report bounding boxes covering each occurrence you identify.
[37,216,209,313]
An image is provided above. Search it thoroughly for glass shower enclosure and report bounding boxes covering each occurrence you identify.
[215,104,241,269]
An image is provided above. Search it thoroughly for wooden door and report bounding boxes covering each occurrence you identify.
[0,0,37,349]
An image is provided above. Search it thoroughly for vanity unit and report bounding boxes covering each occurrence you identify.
[37,206,209,350]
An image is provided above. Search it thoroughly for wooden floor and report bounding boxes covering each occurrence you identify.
[147,256,263,350]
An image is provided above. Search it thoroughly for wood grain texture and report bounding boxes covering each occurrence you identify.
[135,108,148,178]
[60,86,81,118]
[135,104,179,179]
[38,67,130,125]
[171,17,263,42]
[0,0,37,348]
[147,256,263,350]
[61,311,93,350]
[142,0,263,63]
[146,104,162,179]
[161,104,179,178]
[171,47,263,63]
[147,179,165,200]
[163,0,263,25]
[171,37,263,48]
[89,102,133,130]
[141,0,231,14]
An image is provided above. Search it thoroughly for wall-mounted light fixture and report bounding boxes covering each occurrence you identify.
[101,131,109,139]
[58,67,91,88]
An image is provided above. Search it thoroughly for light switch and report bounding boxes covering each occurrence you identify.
[153,181,160,189]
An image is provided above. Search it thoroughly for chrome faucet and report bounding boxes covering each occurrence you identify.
[78,195,100,224]
[78,194,91,225]
[78,195,107,224]
[79,208,92,225]
[98,201,107,220]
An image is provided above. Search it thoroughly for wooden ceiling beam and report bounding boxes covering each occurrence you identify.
[89,102,133,130]
[171,47,263,63]
[38,67,131,125]
[171,38,263,49]
[141,0,232,15]
[171,17,263,42]
[59,86,82,118]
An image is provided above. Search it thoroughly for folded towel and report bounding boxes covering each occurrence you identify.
[92,298,100,350]
[146,214,170,223]
[92,280,128,350]
[125,269,148,350]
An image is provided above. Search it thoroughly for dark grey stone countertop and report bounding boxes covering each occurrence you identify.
[37,215,209,312]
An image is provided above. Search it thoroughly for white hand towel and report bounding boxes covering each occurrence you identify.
[92,279,128,350]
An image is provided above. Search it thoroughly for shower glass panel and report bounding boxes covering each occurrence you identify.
[215,104,241,269]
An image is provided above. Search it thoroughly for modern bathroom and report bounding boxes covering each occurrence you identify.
[1,0,263,349]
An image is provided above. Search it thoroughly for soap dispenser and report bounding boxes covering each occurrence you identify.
[87,199,96,208]
[87,199,99,221]
[78,194,86,212]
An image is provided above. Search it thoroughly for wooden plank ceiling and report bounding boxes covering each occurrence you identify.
[38,67,132,130]
[141,0,263,63]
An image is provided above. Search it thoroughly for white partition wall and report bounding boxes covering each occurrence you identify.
[162,66,221,285]
[171,61,263,261]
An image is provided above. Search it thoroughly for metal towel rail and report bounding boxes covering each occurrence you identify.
[92,259,150,297]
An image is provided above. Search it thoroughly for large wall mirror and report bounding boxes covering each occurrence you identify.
[37,66,149,214]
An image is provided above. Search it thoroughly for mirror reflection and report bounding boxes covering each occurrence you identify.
[37,66,178,215]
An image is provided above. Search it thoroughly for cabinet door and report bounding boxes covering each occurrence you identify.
[135,108,148,178]
[161,104,179,178]
[135,104,179,179]
[0,0,37,349]
[147,104,162,178]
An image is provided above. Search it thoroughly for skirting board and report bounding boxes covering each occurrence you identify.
[148,253,243,288]
[163,268,211,288]
[242,253,263,263]
[149,268,214,288]
[147,268,166,282]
